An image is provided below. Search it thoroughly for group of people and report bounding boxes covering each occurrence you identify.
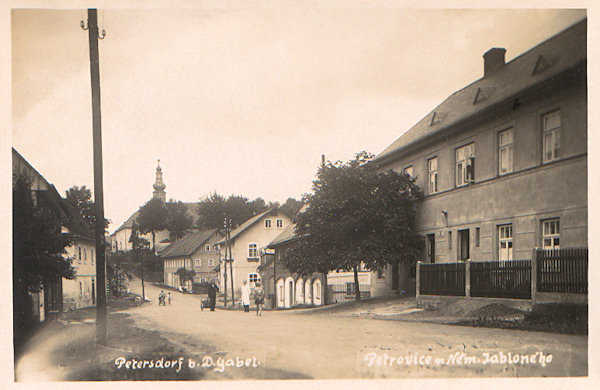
[158,291,171,306]
[156,279,261,314]
[241,280,265,316]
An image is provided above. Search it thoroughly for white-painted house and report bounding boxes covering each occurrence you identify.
[218,209,291,298]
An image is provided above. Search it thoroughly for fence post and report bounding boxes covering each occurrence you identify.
[531,248,538,305]
[465,259,471,298]
[415,261,421,304]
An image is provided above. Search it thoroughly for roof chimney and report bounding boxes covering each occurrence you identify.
[483,47,506,77]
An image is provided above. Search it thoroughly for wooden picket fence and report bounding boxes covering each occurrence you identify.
[418,248,587,300]
[419,262,465,296]
[536,248,588,294]
[470,260,531,299]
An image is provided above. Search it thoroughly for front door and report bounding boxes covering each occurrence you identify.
[91,280,96,305]
[427,234,436,263]
[458,229,470,260]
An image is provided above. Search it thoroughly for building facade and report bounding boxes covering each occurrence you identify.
[219,209,291,298]
[13,148,98,319]
[373,20,587,292]
[260,223,326,308]
[160,229,224,289]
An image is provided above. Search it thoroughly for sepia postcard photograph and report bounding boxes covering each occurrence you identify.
[4,0,595,387]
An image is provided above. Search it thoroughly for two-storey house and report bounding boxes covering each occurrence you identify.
[372,19,587,295]
[219,209,291,298]
[159,229,224,289]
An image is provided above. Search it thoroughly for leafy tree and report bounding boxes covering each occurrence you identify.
[166,201,192,241]
[106,251,134,297]
[175,267,196,288]
[137,197,169,250]
[279,197,303,218]
[225,195,256,227]
[281,151,423,301]
[250,197,267,212]
[197,193,268,229]
[196,192,227,229]
[65,185,110,231]
[13,174,75,348]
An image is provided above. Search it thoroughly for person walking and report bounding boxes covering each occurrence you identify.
[207,280,217,311]
[158,290,165,306]
[241,280,251,312]
[254,281,265,316]
[167,292,172,305]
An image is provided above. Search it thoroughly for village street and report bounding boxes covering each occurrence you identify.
[122,280,588,379]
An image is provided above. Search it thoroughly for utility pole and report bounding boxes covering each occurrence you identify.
[82,9,107,345]
[228,219,234,305]
[223,217,228,307]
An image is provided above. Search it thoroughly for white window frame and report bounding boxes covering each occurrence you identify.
[427,157,438,194]
[248,273,261,283]
[195,259,202,266]
[542,110,560,163]
[205,244,211,252]
[248,243,259,259]
[498,128,514,175]
[276,219,283,228]
[498,224,513,261]
[456,143,475,186]
[208,259,214,267]
[265,219,272,228]
[542,219,560,250]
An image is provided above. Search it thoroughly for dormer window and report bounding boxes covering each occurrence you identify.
[276,219,283,228]
[265,219,272,228]
[205,244,211,252]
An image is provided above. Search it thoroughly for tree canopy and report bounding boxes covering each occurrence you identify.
[280,151,424,298]
[279,198,304,219]
[137,197,169,249]
[165,201,192,241]
[196,192,270,229]
[65,185,110,231]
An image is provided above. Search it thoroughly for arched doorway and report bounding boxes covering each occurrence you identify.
[304,279,312,305]
[312,278,322,306]
[276,279,285,308]
[295,278,304,304]
[284,277,294,308]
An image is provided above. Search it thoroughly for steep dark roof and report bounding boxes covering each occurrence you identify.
[374,19,586,165]
[61,200,95,241]
[159,229,219,258]
[267,223,297,248]
[113,202,201,234]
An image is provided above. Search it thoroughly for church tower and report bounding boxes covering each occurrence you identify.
[153,159,166,202]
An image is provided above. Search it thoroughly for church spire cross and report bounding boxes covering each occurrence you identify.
[153,159,166,201]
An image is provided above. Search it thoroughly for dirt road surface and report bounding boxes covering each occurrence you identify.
[123,280,587,379]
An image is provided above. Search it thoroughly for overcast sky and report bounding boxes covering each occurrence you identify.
[11,6,587,232]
